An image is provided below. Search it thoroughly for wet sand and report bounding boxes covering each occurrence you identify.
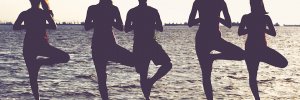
[0,25,299,99]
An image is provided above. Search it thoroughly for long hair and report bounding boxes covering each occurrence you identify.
[41,0,50,10]
[250,0,268,14]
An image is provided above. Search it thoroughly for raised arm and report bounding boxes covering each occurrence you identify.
[238,15,247,36]
[188,1,200,27]
[265,15,276,36]
[155,10,163,32]
[113,7,123,31]
[125,10,133,33]
[45,12,56,30]
[84,6,93,31]
[219,1,232,28]
[13,12,25,30]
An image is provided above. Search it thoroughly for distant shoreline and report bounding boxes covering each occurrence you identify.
[1,24,300,27]
[0,24,84,25]
[283,25,300,27]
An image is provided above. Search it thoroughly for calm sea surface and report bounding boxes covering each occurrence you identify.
[0,25,299,99]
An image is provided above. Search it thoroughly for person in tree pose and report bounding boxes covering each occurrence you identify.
[84,0,135,99]
[188,0,244,99]
[125,0,173,99]
[13,0,70,99]
[238,0,288,99]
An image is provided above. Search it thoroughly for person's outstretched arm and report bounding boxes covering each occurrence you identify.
[219,1,232,28]
[45,11,56,30]
[155,10,163,32]
[188,1,200,27]
[265,15,276,36]
[238,15,247,36]
[84,6,93,31]
[13,12,25,30]
[113,7,123,31]
[125,10,133,33]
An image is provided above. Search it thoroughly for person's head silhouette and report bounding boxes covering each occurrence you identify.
[250,0,268,14]
[138,0,147,4]
[100,0,112,5]
[30,0,42,8]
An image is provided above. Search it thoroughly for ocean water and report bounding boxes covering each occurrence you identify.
[0,25,299,100]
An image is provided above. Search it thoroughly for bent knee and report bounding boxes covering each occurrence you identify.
[235,49,246,60]
[163,62,172,70]
[61,53,70,63]
[276,59,288,68]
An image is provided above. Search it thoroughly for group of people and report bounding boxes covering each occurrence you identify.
[13,0,288,100]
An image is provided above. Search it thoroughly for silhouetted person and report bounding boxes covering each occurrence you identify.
[125,0,172,99]
[188,0,244,99]
[84,0,134,99]
[13,0,70,99]
[238,0,288,99]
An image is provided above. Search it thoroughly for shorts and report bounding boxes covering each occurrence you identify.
[133,41,171,66]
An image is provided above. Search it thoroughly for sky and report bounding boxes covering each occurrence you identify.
[0,0,300,25]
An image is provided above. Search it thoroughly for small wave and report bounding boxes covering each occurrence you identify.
[111,84,139,89]
[75,75,92,79]
[224,85,234,90]
[186,80,197,83]
[258,77,276,84]
[227,76,247,80]
[64,91,96,97]
[284,78,298,83]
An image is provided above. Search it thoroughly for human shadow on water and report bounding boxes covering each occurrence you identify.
[238,0,288,99]
[84,0,135,99]
[13,0,70,100]
[188,0,244,99]
[124,0,172,99]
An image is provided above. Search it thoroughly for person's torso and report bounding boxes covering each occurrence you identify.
[244,14,268,47]
[89,4,118,48]
[90,4,117,33]
[23,9,48,45]
[195,0,224,37]
[197,0,223,29]
[130,5,158,42]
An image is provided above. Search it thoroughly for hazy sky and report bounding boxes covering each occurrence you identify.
[1,0,300,25]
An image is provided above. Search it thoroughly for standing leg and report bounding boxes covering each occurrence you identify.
[199,58,213,100]
[24,53,40,100]
[260,47,288,68]
[245,56,260,100]
[92,50,109,100]
[137,59,151,100]
[196,43,214,100]
[38,45,70,65]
